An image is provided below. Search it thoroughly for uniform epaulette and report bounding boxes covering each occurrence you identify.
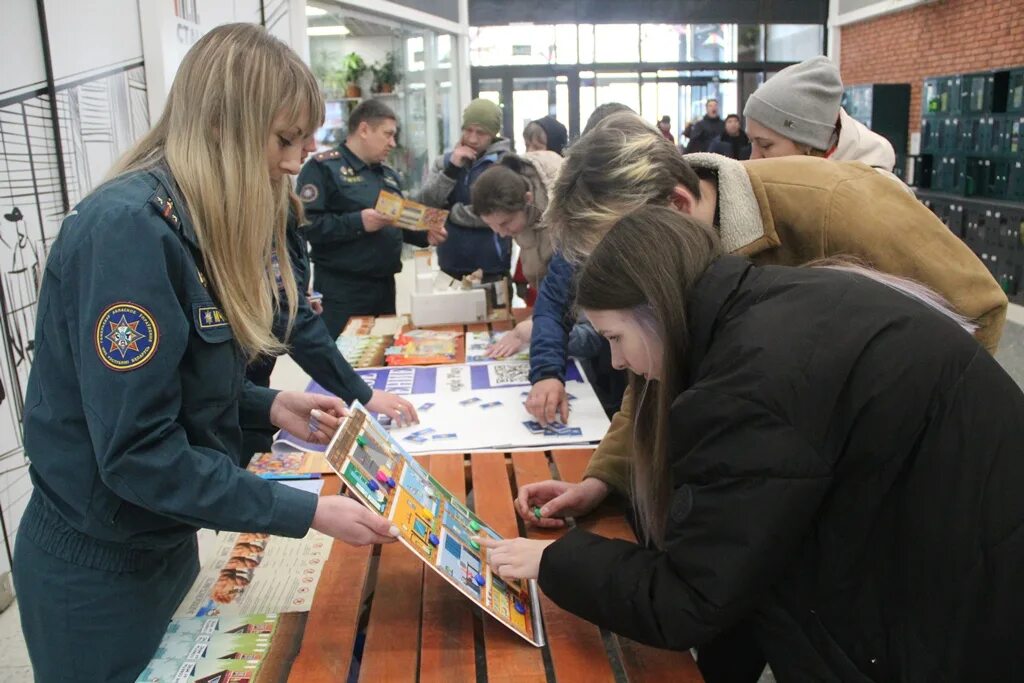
[314,149,342,162]
[148,190,181,228]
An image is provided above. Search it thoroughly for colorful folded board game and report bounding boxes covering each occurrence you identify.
[322,402,545,646]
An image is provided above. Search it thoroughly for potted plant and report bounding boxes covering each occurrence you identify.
[371,51,402,94]
[341,52,367,98]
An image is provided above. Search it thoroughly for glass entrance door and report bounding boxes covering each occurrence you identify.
[473,73,577,152]
[511,77,570,152]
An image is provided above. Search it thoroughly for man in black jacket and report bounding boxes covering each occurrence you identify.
[708,114,751,160]
[683,98,726,153]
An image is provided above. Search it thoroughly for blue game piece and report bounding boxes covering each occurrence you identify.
[514,601,526,615]
[474,573,486,587]
[386,477,396,488]
[428,533,440,546]
[367,479,379,492]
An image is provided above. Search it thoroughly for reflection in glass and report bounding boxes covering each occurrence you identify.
[641,24,687,63]
[765,25,823,61]
[554,24,578,64]
[594,24,639,62]
[305,8,459,194]
[577,24,595,64]
[437,34,451,66]
[737,25,763,62]
[468,21,823,144]
[469,25,560,66]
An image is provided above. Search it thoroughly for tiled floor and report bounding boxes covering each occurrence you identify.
[0,601,31,683]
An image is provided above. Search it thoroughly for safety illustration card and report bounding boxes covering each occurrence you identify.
[464,330,529,363]
[323,403,546,647]
[173,530,331,619]
[375,190,448,231]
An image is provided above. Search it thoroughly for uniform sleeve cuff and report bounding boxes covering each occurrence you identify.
[267,483,319,538]
[528,368,565,385]
[354,380,373,405]
[239,382,280,429]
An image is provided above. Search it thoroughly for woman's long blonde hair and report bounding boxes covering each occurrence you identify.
[108,23,324,358]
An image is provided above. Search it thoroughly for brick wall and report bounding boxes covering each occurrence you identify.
[840,0,1024,133]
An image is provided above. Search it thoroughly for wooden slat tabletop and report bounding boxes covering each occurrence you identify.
[286,450,703,683]
[511,451,617,683]
[286,476,371,683]
[472,452,547,682]
[281,317,703,682]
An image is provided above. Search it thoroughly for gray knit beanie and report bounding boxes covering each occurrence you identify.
[743,56,843,150]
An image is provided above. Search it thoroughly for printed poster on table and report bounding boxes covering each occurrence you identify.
[323,403,545,646]
[137,613,307,682]
[464,330,529,363]
[271,359,610,455]
[173,530,331,619]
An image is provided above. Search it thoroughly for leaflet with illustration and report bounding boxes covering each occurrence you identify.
[375,190,448,231]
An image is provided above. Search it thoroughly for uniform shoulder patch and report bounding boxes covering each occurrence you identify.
[195,304,229,330]
[94,302,159,371]
[148,192,181,228]
[314,150,341,162]
[299,183,319,203]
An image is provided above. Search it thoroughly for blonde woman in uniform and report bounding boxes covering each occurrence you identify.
[13,24,398,682]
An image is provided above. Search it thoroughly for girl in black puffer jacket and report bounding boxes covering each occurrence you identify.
[478,206,1024,682]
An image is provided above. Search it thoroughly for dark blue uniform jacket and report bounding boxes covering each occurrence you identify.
[21,166,317,572]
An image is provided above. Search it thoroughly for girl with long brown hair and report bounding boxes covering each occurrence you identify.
[478,206,1023,681]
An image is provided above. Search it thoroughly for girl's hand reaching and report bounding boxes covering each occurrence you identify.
[474,536,554,581]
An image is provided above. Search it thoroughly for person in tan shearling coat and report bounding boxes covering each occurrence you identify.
[519,112,1007,511]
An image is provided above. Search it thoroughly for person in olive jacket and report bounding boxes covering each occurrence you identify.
[480,207,1024,682]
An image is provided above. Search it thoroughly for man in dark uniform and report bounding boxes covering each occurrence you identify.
[296,100,446,337]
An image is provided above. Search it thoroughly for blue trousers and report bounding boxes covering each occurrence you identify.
[13,530,199,682]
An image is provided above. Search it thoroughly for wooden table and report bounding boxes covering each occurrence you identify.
[283,448,703,683]
[274,314,703,681]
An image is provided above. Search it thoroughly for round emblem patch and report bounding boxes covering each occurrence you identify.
[94,302,159,371]
[299,184,318,203]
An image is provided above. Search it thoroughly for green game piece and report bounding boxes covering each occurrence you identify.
[356,435,367,447]
[533,506,542,520]
[469,520,481,532]
[469,539,480,551]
